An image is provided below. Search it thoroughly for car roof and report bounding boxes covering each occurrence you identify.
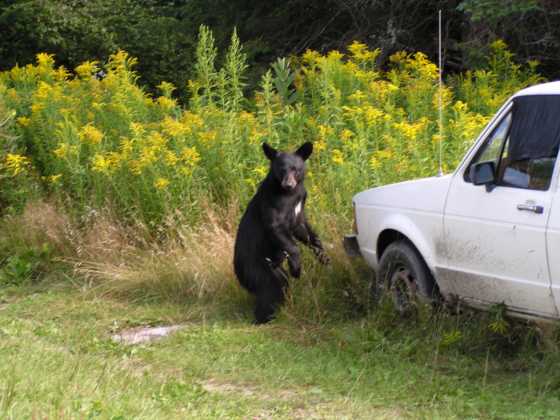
[514,81,560,97]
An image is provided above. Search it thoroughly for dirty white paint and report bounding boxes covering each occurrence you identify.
[111,325,183,345]
[294,201,302,217]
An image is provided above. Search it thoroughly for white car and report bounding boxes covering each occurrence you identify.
[344,81,560,320]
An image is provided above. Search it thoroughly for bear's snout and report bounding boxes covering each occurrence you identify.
[281,171,297,189]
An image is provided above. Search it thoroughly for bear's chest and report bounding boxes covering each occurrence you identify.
[294,201,302,217]
[279,200,303,225]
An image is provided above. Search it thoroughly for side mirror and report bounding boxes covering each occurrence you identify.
[470,161,496,191]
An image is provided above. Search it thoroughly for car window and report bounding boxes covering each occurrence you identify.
[465,113,511,182]
[500,154,556,190]
[466,112,558,191]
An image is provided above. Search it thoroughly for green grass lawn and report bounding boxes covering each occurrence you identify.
[1,282,560,419]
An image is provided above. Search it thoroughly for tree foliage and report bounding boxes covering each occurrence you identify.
[1,0,559,95]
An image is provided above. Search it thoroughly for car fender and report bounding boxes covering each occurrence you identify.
[376,211,439,275]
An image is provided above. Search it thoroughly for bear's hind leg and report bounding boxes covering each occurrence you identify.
[253,280,286,324]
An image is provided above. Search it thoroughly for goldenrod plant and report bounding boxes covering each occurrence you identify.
[0,28,539,229]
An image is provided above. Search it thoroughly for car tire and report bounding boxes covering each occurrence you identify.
[376,240,439,316]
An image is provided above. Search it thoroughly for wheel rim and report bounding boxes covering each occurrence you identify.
[390,264,417,314]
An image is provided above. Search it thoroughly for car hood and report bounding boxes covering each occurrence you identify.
[353,174,453,213]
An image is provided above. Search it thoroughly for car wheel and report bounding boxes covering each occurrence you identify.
[377,240,438,316]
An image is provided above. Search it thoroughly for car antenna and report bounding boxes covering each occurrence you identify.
[437,9,444,177]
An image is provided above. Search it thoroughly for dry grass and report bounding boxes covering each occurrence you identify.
[1,199,368,323]
[74,204,244,305]
[1,201,74,254]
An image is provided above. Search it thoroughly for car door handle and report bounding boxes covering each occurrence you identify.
[517,203,544,214]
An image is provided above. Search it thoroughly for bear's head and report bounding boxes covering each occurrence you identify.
[262,142,313,191]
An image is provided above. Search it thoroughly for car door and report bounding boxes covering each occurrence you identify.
[545,186,560,314]
[441,103,558,317]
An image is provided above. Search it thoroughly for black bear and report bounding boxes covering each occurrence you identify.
[234,142,330,324]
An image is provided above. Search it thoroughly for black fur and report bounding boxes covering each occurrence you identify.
[234,142,330,324]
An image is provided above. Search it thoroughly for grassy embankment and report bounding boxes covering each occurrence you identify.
[1,27,558,418]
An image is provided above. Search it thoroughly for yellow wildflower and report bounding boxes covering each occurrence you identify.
[34,81,52,101]
[179,166,194,176]
[389,51,408,65]
[348,41,368,58]
[48,174,62,184]
[75,61,99,78]
[157,81,176,97]
[302,49,321,65]
[374,149,394,161]
[17,116,31,127]
[340,129,354,141]
[369,155,381,170]
[314,139,327,152]
[239,111,256,125]
[245,178,257,190]
[138,147,158,167]
[130,122,145,137]
[181,146,201,167]
[348,41,380,64]
[249,128,264,144]
[187,79,200,94]
[182,112,204,129]
[253,165,268,178]
[7,89,18,101]
[147,131,167,150]
[348,90,366,103]
[107,152,122,169]
[490,39,508,52]
[91,154,110,173]
[30,103,44,114]
[53,143,77,159]
[130,160,142,175]
[109,50,137,73]
[327,50,343,61]
[318,124,334,139]
[4,153,30,175]
[164,150,179,166]
[54,66,69,81]
[365,106,384,126]
[432,86,453,109]
[199,130,217,142]
[393,121,420,140]
[453,100,468,113]
[79,124,104,145]
[409,52,439,80]
[331,149,344,165]
[157,96,177,111]
[154,177,170,190]
[119,137,134,156]
[161,116,189,138]
[36,53,54,67]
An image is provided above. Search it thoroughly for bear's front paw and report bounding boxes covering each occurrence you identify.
[313,247,331,265]
[287,255,301,278]
[265,251,288,268]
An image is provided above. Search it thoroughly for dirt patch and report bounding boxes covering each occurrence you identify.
[202,379,298,401]
[111,325,184,345]
[201,379,406,419]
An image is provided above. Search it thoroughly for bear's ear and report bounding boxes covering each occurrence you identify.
[262,142,278,161]
[295,142,313,161]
